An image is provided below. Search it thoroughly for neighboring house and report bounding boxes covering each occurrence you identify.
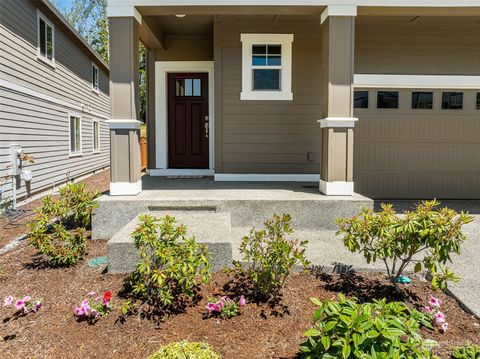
[105,1,479,199]
[0,0,109,203]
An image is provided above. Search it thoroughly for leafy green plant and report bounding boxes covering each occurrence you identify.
[452,344,480,359]
[337,200,473,290]
[148,341,220,359]
[125,214,211,312]
[233,213,310,300]
[27,182,99,266]
[300,294,438,359]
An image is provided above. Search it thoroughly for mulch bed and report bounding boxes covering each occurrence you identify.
[1,240,479,359]
[0,170,110,248]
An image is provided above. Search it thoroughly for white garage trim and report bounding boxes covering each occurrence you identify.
[354,74,480,90]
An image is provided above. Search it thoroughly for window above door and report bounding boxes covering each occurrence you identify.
[240,34,293,101]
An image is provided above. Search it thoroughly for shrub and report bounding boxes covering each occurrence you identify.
[205,295,246,319]
[452,345,480,359]
[126,214,211,311]
[300,294,438,359]
[74,291,113,323]
[27,182,99,266]
[233,213,310,300]
[337,200,473,290]
[148,341,220,359]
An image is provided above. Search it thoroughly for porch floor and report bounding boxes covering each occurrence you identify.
[128,175,370,201]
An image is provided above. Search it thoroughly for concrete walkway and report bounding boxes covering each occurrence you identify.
[382,201,480,318]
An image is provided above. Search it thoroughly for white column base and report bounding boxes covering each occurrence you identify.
[110,180,142,196]
[319,179,354,196]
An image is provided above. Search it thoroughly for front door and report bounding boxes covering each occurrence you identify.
[168,73,209,169]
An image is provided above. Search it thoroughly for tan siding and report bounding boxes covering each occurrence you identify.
[354,89,480,199]
[219,18,322,174]
[0,0,110,202]
[155,35,213,61]
[355,17,480,75]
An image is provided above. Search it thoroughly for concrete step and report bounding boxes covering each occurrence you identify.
[107,211,232,273]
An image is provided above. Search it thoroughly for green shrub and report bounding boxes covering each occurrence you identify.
[300,294,438,359]
[233,213,310,300]
[337,200,473,290]
[452,344,480,359]
[27,182,99,266]
[126,214,211,311]
[148,341,220,359]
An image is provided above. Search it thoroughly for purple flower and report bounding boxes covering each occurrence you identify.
[22,295,31,303]
[4,296,14,307]
[74,307,85,316]
[206,302,221,313]
[91,309,99,318]
[239,295,247,307]
[32,302,43,312]
[434,312,446,325]
[424,306,432,313]
[428,296,440,307]
[14,300,25,310]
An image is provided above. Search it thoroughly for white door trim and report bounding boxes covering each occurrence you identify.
[154,61,214,170]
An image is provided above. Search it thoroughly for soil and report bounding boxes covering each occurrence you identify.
[0,170,110,248]
[0,240,479,359]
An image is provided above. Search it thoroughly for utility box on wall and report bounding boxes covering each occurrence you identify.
[10,144,23,176]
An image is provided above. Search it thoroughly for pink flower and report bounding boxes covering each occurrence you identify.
[441,322,449,332]
[434,312,446,325]
[74,307,85,316]
[206,302,219,313]
[87,291,95,297]
[428,296,440,307]
[14,300,25,310]
[22,296,31,303]
[424,306,433,313]
[4,296,14,307]
[91,309,99,318]
[239,295,247,307]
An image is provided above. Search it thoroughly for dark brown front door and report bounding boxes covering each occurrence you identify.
[168,73,209,169]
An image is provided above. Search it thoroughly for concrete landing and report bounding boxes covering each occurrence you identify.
[107,211,233,273]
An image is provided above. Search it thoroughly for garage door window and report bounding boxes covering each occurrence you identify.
[354,91,369,109]
[412,92,433,109]
[442,92,463,110]
[377,91,399,109]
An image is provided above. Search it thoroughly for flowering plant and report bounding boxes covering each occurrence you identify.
[205,295,246,319]
[74,291,113,322]
[4,294,43,315]
[424,296,448,333]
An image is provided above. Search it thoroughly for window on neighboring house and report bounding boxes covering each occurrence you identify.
[69,115,82,155]
[37,11,54,63]
[377,91,399,109]
[442,92,463,110]
[240,34,294,101]
[92,120,100,152]
[476,92,480,110]
[354,91,369,109]
[412,92,433,109]
[92,64,99,93]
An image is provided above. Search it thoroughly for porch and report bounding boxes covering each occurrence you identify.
[92,175,374,272]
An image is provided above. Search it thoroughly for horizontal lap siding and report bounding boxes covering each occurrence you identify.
[0,0,110,201]
[219,19,322,174]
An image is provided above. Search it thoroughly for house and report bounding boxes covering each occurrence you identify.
[0,0,110,205]
[105,0,480,200]
[97,0,480,270]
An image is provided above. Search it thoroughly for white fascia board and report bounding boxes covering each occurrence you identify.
[354,74,480,90]
[318,117,358,128]
[321,5,357,24]
[106,6,142,24]
[106,119,142,129]
[108,1,479,7]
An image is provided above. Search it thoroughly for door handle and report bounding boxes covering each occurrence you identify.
[205,116,209,139]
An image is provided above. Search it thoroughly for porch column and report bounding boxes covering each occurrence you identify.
[107,16,142,196]
[319,6,357,196]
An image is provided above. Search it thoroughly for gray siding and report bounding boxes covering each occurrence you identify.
[0,0,110,201]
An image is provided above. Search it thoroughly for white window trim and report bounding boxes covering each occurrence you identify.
[92,120,100,153]
[240,33,293,101]
[36,10,55,68]
[69,114,82,157]
[92,62,99,94]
